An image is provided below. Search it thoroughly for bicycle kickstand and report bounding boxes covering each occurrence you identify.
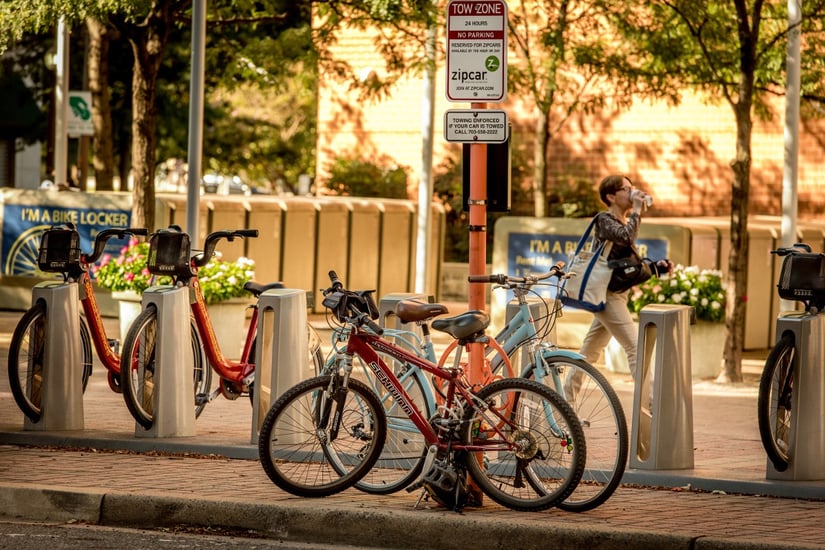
[406,445,439,508]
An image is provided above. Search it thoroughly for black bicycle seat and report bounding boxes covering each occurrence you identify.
[394,299,449,323]
[431,310,490,340]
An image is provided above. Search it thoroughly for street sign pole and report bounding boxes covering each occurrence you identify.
[445,0,507,390]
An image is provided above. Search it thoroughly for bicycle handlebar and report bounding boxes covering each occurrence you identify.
[79,226,149,265]
[193,229,259,267]
[466,261,567,286]
[323,271,383,334]
[772,243,815,257]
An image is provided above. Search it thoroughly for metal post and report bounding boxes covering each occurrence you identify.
[630,304,694,470]
[25,283,84,431]
[251,289,309,442]
[135,287,195,438]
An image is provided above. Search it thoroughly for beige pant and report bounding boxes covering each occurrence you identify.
[579,289,638,376]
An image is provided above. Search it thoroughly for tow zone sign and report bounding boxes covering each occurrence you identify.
[446,0,507,102]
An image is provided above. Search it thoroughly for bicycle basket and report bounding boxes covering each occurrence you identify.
[777,252,825,302]
[147,230,192,277]
[37,228,81,272]
[322,289,379,322]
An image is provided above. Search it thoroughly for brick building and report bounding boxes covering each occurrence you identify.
[316,27,825,220]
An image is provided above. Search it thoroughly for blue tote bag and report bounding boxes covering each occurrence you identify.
[560,215,613,312]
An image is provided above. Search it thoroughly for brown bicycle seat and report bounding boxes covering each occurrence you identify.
[394,299,449,323]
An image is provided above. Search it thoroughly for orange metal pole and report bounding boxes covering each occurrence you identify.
[467,101,488,388]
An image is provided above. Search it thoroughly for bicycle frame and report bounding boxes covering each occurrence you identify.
[77,271,120,374]
[345,328,520,453]
[188,277,256,383]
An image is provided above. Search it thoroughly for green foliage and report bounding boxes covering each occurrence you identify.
[323,156,409,199]
[627,265,726,323]
[196,254,256,305]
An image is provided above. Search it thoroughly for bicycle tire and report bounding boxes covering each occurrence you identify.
[8,303,94,423]
[337,352,432,495]
[120,306,212,428]
[758,331,795,472]
[528,355,629,512]
[462,378,586,512]
[258,375,386,497]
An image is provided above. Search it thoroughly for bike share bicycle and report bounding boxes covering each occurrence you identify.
[758,243,825,473]
[318,263,627,511]
[120,225,324,429]
[7,223,207,423]
[259,271,587,512]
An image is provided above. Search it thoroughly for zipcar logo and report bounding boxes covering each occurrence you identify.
[451,69,488,83]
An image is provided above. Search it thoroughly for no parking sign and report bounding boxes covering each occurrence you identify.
[446,0,507,102]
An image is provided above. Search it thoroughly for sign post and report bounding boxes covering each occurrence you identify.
[445,0,508,435]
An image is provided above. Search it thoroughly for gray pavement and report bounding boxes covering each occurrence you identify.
[2,308,825,549]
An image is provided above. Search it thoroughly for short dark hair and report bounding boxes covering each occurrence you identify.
[598,174,632,206]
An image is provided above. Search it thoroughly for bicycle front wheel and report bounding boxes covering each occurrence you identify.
[463,378,586,512]
[258,376,386,497]
[120,307,211,429]
[8,303,93,423]
[758,331,796,472]
[530,355,628,512]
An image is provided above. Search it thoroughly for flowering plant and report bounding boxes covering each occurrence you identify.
[627,264,726,323]
[93,238,255,304]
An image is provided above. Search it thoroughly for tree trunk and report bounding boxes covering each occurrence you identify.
[86,17,115,192]
[718,99,753,384]
[124,7,170,230]
[532,111,550,218]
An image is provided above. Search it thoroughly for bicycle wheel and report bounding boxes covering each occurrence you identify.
[345,352,432,494]
[758,331,795,472]
[529,355,629,512]
[8,303,94,423]
[462,378,586,512]
[121,306,211,428]
[258,375,386,497]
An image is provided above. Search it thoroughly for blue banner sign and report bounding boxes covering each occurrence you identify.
[2,203,131,276]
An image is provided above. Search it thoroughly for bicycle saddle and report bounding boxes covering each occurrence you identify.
[431,310,490,340]
[243,281,285,297]
[394,299,449,323]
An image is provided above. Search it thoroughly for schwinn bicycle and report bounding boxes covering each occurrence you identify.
[757,243,825,472]
[7,223,208,423]
[120,225,324,429]
[323,264,627,511]
[258,271,586,512]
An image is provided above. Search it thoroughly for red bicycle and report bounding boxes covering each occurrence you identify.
[120,225,323,429]
[7,223,207,423]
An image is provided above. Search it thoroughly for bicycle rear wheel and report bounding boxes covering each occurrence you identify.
[463,378,586,512]
[8,303,93,423]
[120,306,210,429]
[258,375,386,497]
[529,355,628,512]
[758,331,795,472]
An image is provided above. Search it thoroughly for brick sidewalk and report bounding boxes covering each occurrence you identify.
[2,309,825,549]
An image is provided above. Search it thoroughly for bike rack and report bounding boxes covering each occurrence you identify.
[251,288,309,442]
[766,313,825,481]
[24,282,84,431]
[630,304,694,470]
[134,287,195,438]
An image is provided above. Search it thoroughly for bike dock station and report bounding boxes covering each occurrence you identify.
[23,282,84,431]
[766,313,825,481]
[630,304,694,470]
[135,287,195,438]
[251,288,309,441]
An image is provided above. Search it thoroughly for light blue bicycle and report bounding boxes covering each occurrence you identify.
[320,263,628,511]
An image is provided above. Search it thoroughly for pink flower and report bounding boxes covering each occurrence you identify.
[124,272,135,282]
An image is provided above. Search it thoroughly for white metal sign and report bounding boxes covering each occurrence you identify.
[68,91,93,137]
[444,109,508,142]
[446,0,507,102]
